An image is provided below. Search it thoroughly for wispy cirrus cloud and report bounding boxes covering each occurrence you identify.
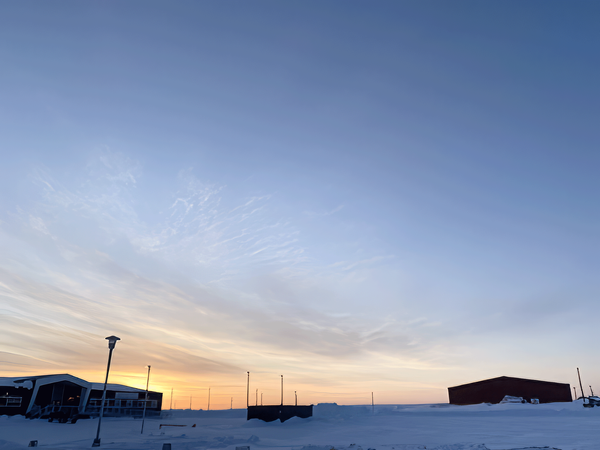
[303,204,344,217]
[0,150,460,406]
[26,152,307,280]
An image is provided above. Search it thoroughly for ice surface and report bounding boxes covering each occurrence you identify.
[499,396,525,404]
[0,401,596,450]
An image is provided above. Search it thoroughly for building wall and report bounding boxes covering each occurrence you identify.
[85,389,163,417]
[35,381,84,410]
[448,377,572,405]
[0,386,33,416]
[247,405,313,422]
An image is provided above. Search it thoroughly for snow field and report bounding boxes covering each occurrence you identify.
[0,401,597,450]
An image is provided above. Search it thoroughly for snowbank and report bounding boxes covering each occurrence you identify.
[0,401,596,450]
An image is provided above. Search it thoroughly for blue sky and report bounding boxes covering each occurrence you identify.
[0,1,599,406]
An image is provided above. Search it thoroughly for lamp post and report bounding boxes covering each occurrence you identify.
[92,335,120,447]
[140,365,151,434]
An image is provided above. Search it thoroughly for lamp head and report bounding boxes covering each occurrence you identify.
[105,335,121,349]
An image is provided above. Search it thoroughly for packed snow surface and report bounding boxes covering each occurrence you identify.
[0,401,596,450]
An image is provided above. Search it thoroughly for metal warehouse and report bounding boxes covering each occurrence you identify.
[0,374,162,419]
[448,376,572,405]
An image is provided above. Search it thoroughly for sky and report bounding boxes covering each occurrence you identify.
[0,1,599,409]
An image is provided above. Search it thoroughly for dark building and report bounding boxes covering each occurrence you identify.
[247,405,313,422]
[448,376,572,405]
[0,374,162,418]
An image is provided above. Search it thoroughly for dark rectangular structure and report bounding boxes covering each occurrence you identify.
[247,405,313,422]
[448,376,572,405]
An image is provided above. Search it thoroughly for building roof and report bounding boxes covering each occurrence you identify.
[0,374,88,389]
[0,374,146,393]
[90,383,146,393]
[449,376,570,390]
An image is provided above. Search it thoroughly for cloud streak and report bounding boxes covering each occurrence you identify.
[0,151,454,405]
[28,156,309,281]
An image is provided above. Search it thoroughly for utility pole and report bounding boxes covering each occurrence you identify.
[246,372,250,408]
[295,391,297,406]
[280,375,284,406]
[208,388,211,411]
[231,397,233,409]
[255,388,258,406]
[577,367,586,402]
[170,388,173,410]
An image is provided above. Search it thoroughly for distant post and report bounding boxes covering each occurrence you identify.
[280,375,283,406]
[371,392,374,414]
[246,372,250,408]
[295,391,297,406]
[92,335,120,447]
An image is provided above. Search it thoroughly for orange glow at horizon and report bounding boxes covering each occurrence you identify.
[0,364,451,409]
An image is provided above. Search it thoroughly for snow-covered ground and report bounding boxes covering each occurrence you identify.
[1,401,597,450]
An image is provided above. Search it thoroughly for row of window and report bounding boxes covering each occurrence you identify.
[0,396,158,409]
[88,399,158,408]
[0,396,22,407]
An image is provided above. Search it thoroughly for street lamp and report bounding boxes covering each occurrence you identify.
[140,365,151,434]
[92,335,120,447]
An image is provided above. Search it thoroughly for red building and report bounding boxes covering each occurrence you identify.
[448,376,572,405]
